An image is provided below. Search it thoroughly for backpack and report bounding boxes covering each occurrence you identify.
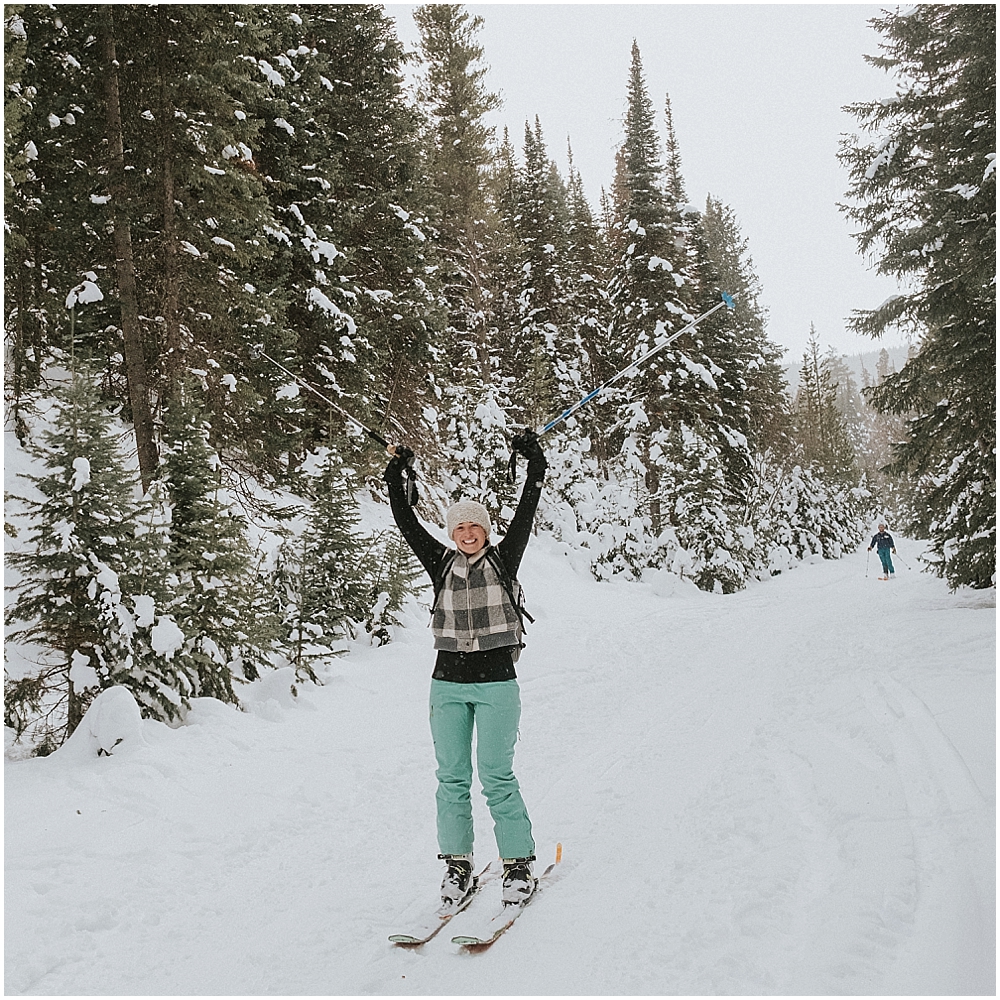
[430,546,534,657]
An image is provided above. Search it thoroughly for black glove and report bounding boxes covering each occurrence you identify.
[390,443,414,466]
[511,428,544,461]
[384,444,414,481]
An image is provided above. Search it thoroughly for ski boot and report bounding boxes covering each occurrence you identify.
[501,856,536,906]
[439,853,475,909]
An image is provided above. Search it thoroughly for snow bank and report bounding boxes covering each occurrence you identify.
[58,686,147,760]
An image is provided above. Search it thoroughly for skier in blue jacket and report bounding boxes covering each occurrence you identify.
[868,523,897,580]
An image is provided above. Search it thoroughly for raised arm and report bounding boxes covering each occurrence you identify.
[384,449,447,580]
[497,430,548,577]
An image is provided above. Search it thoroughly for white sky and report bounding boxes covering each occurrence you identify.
[384,2,906,365]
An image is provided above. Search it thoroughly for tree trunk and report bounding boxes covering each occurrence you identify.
[156,6,182,377]
[101,5,158,492]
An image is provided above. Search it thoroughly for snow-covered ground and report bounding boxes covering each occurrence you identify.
[5,532,995,996]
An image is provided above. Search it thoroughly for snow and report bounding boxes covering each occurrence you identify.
[258,60,285,88]
[69,456,90,491]
[64,276,104,309]
[68,650,98,691]
[680,352,718,389]
[60,687,147,759]
[148,617,185,659]
[5,534,994,995]
[305,287,358,337]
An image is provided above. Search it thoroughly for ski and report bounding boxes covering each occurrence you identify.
[389,862,499,946]
[451,861,558,950]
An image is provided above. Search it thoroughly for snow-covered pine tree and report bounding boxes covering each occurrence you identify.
[823,351,868,471]
[751,462,866,576]
[602,51,754,590]
[114,5,299,476]
[483,126,524,385]
[249,5,440,476]
[5,8,124,402]
[699,195,793,541]
[159,384,278,704]
[438,384,517,524]
[413,3,501,387]
[366,529,425,647]
[5,371,174,747]
[605,44,693,547]
[839,4,995,589]
[505,117,569,429]
[700,196,791,458]
[563,141,613,435]
[275,452,375,678]
[411,4,518,516]
[794,326,857,482]
[3,5,33,429]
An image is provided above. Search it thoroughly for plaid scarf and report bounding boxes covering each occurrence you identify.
[431,548,522,653]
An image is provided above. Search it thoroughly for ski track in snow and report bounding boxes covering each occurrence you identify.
[5,537,995,996]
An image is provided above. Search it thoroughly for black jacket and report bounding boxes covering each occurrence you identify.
[385,452,547,682]
[870,531,894,552]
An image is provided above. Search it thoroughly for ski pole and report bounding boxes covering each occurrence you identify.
[509,292,734,478]
[536,292,735,436]
[865,547,870,578]
[248,345,419,505]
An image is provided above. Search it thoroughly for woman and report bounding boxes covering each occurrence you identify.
[383,429,546,909]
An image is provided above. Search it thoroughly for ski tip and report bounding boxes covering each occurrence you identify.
[451,935,484,946]
[555,842,562,864]
[721,291,735,310]
[389,935,424,945]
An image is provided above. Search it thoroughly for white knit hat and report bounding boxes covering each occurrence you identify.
[446,500,493,541]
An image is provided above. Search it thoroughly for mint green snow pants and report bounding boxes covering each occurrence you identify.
[429,679,535,859]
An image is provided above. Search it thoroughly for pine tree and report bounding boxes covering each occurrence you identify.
[606,43,695,536]
[276,453,374,677]
[248,5,440,474]
[506,117,570,428]
[438,383,517,524]
[160,384,278,703]
[701,196,791,457]
[794,326,856,481]
[413,3,501,386]
[5,372,172,746]
[839,4,995,588]
[366,529,425,646]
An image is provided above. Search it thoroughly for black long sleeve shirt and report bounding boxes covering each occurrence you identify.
[385,453,546,683]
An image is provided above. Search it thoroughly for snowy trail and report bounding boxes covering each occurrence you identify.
[5,537,995,996]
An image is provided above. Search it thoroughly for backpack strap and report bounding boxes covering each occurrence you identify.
[429,550,457,617]
[484,547,535,628]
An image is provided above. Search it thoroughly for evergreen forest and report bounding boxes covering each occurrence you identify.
[4,4,994,751]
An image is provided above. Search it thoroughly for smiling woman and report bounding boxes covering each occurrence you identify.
[383,429,548,910]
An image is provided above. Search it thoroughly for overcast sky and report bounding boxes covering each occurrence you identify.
[384,3,906,365]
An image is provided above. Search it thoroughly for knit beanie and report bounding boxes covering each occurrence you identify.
[445,500,493,541]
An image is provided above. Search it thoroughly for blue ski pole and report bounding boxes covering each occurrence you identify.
[536,292,735,437]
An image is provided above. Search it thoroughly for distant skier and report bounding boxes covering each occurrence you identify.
[383,429,546,911]
[868,523,897,580]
